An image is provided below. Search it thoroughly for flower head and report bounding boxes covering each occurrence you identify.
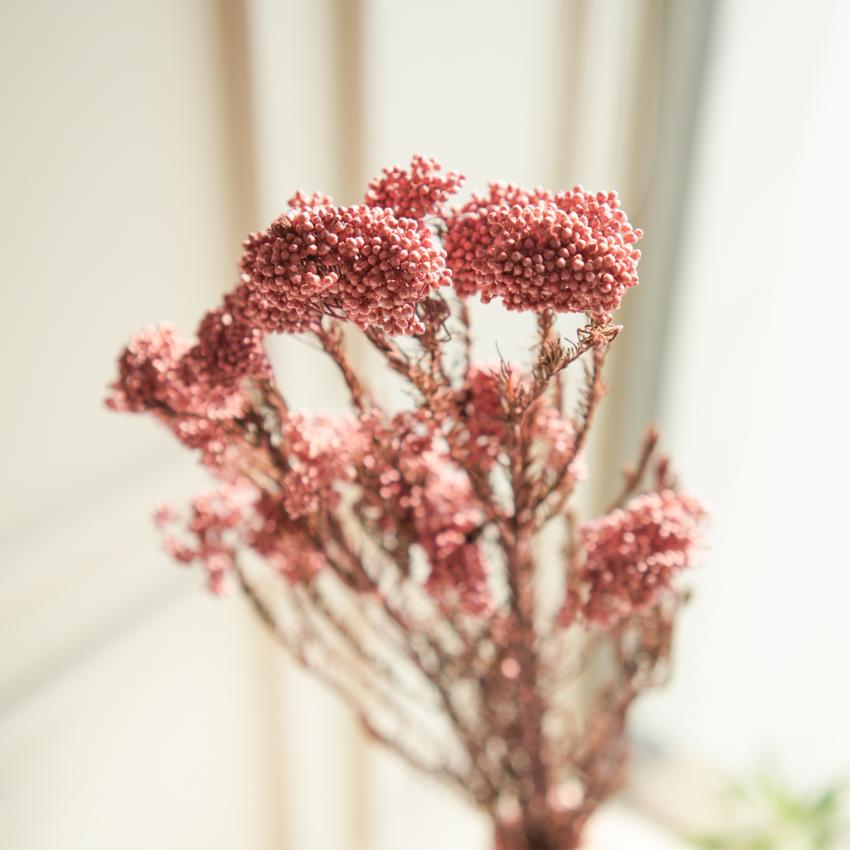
[576,490,707,624]
[106,324,192,413]
[459,364,513,469]
[241,204,451,335]
[158,480,256,594]
[445,185,641,321]
[248,491,327,584]
[365,154,465,221]
[416,455,491,616]
[189,293,271,389]
[278,412,362,518]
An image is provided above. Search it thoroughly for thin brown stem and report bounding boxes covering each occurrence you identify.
[315,321,374,412]
[604,425,659,512]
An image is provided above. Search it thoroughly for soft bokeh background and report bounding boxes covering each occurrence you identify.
[1,1,848,848]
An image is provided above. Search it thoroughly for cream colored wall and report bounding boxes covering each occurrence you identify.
[0,1,283,848]
[0,0,243,535]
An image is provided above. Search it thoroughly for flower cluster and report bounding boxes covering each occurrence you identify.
[106,323,251,422]
[444,184,641,322]
[247,490,327,584]
[352,412,490,612]
[190,295,271,389]
[416,455,490,615]
[574,490,707,625]
[278,412,361,518]
[156,481,255,594]
[365,153,465,221]
[240,204,451,335]
[157,481,327,592]
[106,323,193,414]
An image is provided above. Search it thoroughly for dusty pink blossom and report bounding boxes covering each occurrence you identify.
[167,414,231,465]
[415,453,491,615]
[532,403,585,479]
[107,323,252,423]
[221,281,290,334]
[444,183,554,296]
[238,228,325,334]
[352,413,489,613]
[576,490,707,624]
[189,293,271,388]
[459,364,513,469]
[278,413,362,518]
[106,324,193,413]
[109,157,699,850]
[249,491,326,584]
[365,154,465,221]
[353,410,436,535]
[241,204,451,336]
[158,481,255,594]
[445,185,641,321]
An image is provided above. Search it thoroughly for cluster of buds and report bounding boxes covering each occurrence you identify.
[108,156,705,850]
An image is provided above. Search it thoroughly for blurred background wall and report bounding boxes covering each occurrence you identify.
[1,1,848,849]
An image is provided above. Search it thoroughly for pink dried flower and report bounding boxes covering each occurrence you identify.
[460,364,512,469]
[249,491,326,584]
[226,277,301,334]
[415,453,491,615]
[365,154,465,221]
[160,484,327,588]
[159,481,255,594]
[107,322,253,426]
[575,490,707,624]
[353,410,436,534]
[352,413,489,613]
[279,413,362,518]
[106,324,192,413]
[532,404,585,479]
[241,204,451,335]
[445,185,641,321]
[238,228,325,334]
[189,294,271,388]
[444,183,554,296]
[167,414,231,462]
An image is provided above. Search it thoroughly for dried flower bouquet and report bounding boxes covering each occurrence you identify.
[108,156,706,850]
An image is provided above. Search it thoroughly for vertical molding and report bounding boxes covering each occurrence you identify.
[331,0,366,202]
[330,6,372,848]
[591,0,719,505]
[551,0,590,190]
[213,0,260,280]
[212,4,292,849]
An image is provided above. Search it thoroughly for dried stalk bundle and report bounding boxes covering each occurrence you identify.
[107,156,706,850]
